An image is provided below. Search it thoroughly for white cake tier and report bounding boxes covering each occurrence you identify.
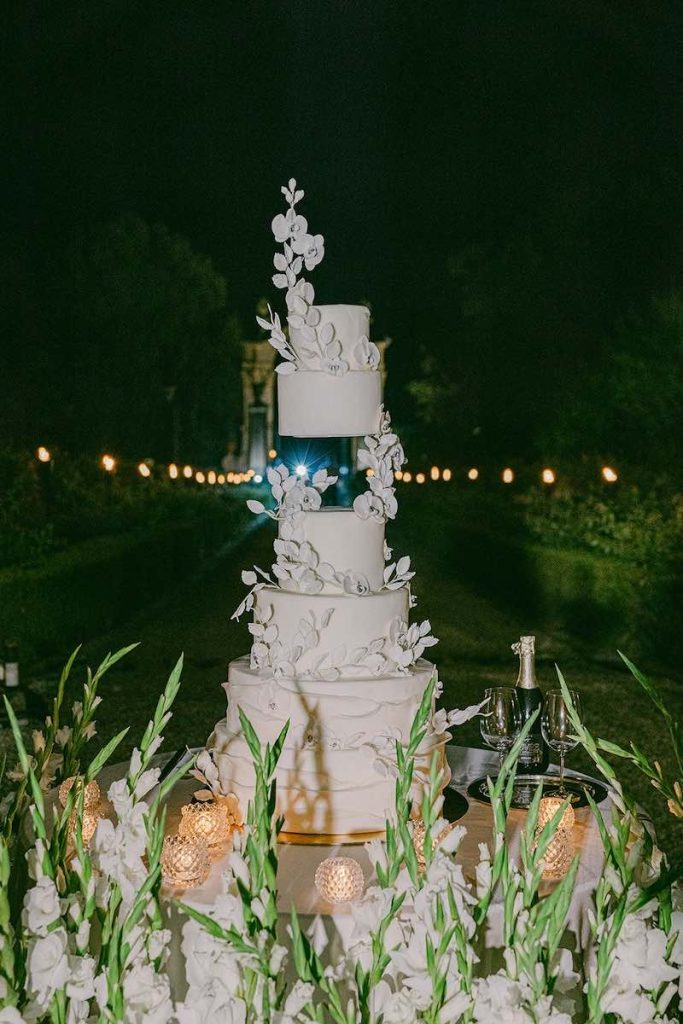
[278,508,385,593]
[209,656,444,834]
[289,304,371,368]
[278,370,381,437]
[253,585,410,677]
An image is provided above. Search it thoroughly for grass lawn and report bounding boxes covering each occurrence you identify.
[4,485,681,864]
[391,486,682,864]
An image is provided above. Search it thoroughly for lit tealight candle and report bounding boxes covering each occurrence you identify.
[59,776,101,811]
[161,834,210,889]
[178,800,231,851]
[314,856,364,903]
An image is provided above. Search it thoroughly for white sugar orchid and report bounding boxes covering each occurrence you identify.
[293,232,325,271]
[271,207,308,246]
[342,571,372,596]
[354,334,381,370]
[354,408,405,522]
[263,181,326,375]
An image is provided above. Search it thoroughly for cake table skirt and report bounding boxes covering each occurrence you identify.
[40,745,609,1004]
[155,745,610,1000]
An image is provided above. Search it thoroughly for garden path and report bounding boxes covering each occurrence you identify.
[6,493,681,861]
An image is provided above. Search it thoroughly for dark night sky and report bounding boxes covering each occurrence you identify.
[4,1,683,406]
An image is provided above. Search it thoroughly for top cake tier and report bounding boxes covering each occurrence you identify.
[278,303,382,438]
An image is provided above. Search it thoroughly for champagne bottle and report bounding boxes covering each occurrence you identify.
[512,635,549,774]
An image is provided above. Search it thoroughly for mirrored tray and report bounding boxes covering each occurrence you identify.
[467,773,608,810]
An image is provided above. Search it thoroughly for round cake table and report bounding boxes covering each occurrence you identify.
[53,745,612,1000]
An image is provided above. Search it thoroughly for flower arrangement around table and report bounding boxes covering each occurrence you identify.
[0,644,681,1024]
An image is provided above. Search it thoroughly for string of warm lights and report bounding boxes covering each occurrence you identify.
[33,446,264,486]
[34,445,620,488]
[389,464,619,485]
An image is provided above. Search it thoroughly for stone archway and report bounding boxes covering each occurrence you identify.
[238,340,277,473]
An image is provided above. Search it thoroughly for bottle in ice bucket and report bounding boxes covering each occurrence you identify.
[512,635,549,775]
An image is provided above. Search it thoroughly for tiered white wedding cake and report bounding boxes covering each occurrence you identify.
[208,180,449,836]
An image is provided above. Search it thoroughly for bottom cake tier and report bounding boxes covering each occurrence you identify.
[208,656,448,836]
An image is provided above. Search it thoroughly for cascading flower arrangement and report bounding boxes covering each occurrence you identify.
[1,647,681,1024]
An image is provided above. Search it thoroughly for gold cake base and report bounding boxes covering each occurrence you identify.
[278,828,386,846]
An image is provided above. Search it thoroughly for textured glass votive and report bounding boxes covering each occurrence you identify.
[314,856,364,903]
[59,776,101,811]
[537,796,575,880]
[538,796,575,833]
[161,834,210,889]
[409,818,458,872]
[67,807,101,848]
[178,800,231,850]
[540,829,574,880]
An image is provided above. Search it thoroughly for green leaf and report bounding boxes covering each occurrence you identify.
[176,901,258,955]
[99,642,140,674]
[86,728,129,781]
[238,707,263,766]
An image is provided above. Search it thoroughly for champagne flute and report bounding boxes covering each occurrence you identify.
[541,688,582,794]
[480,686,522,775]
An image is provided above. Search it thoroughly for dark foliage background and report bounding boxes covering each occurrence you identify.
[1,1,682,470]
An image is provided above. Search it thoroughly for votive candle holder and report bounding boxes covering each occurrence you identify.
[178,800,231,851]
[409,817,458,872]
[314,856,364,903]
[67,807,101,848]
[538,796,575,833]
[59,776,101,811]
[161,834,210,889]
[537,795,575,880]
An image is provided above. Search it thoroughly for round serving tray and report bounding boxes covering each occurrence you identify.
[467,773,608,810]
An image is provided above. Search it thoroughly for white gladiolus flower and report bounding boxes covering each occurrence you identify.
[176,983,247,1024]
[22,876,61,936]
[282,980,315,1018]
[65,953,96,1004]
[90,817,147,908]
[181,920,245,992]
[147,928,172,965]
[134,767,160,800]
[0,1009,28,1023]
[228,850,250,889]
[365,838,389,873]
[31,730,46,753]
[26,928,69,1007]
[121,963,174,1024]
[374,987,420,1024]
[54,725,72,748]
[472,972,533,1023]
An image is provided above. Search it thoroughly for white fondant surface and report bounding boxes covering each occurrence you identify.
[254,585,409,675]
[280,508,385,592]
[278,370,381,438]
[290,304,371,368]
[210,657,438,833]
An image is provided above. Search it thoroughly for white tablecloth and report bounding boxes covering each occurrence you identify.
[152,746,609,994]
[54,745,610,999]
